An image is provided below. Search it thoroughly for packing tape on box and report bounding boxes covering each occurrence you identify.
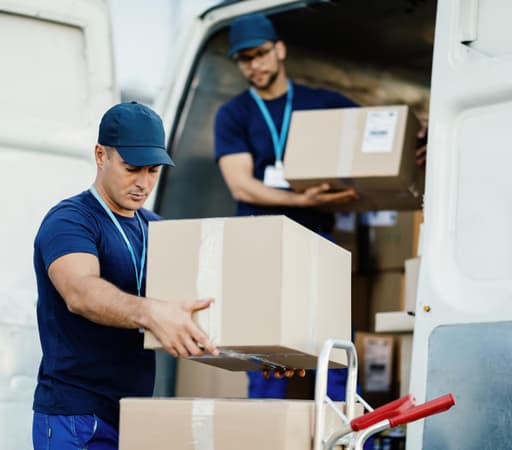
[192,399,215,450]
[336,110,359,177]
[307,235,319,354]
[196,219,224,344]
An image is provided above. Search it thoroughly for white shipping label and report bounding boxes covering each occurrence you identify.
[362,111,398,153]
[364,337,392,392]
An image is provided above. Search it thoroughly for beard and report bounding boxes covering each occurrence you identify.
[249,69,279,91]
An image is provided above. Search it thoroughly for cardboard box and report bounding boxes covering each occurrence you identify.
[144,215,351,370]
[283,105,423,211]
[365,211,420,272]
[351,274,371,332]
[369,271,403,331]
[119,398,356,450]
[355,333,394,393]
[176,359,247,398]
[375,311,414,333]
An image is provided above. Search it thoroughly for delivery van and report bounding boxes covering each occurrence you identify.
[2,0,512,448]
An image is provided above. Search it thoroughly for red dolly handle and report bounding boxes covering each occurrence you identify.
[351,394,416,432]
[389,393,456,427]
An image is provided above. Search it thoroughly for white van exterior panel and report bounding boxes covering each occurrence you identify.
[0,1,116,448]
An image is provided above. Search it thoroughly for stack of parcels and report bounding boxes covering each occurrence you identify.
[119,398,359,450]
[123,216,355,449]
[283,105,423,211]
[144,215,352,370]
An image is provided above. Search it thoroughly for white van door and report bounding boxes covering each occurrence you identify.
[0,1,116,448]
[409,0,512,448]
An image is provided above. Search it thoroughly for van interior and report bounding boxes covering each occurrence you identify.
[155,0,437,220]
[151,0,438,410]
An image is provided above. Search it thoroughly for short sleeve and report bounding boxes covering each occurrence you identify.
[214,101,251,161]
[36,206,99,271]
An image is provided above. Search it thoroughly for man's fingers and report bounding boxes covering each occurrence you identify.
[305,183,330,196]
[273,369,284,379]
[284,369,294,378]
[297,368,306,378]
[193,331,219,356]
[417,127,427,139]
[183,336,205,357]
[187,298,214,312]
[173,341,189,358]
[318,189,359,204]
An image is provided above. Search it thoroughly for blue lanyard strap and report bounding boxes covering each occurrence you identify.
[250,80,294,166]
[89,185,146,297]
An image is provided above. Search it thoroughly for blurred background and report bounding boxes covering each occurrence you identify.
[109,0,220,104]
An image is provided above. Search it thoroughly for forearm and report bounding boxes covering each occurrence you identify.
[232,176,302,207]
[64,274,155,329]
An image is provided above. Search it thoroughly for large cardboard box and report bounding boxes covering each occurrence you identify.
[119,398,357,450]
[283,105,423,211]
[355,332,397,407]
[144,216,351,370]
[369,271,403,331]
[364,211,420,272]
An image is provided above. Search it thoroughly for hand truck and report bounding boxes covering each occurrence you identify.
[313,339,455,450]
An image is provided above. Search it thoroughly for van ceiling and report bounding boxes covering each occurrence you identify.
[271,0,437,85]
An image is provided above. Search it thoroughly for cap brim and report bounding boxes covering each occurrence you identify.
[228,38,269,57]
[116,146,175,167]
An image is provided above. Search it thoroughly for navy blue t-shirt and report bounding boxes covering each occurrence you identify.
[33,190,159,428]
[214,82,358,232]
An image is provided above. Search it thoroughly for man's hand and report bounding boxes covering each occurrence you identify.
[416,126,428,168]
[146,298,219,358]
[295,183,359,207]
[262,367,307,379]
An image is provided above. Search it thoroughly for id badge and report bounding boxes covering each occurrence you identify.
[263,164,290,189]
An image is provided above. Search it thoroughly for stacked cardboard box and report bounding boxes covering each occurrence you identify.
[119,398,355,450]
[284,105,423,211]
[351,210,423,404]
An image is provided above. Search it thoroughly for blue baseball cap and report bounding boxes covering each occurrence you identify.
[98,101,175,167]
[228,13,279,57]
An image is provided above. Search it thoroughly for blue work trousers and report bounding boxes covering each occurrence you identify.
[32,412,118,450]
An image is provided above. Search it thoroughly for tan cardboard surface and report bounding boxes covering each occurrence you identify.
[369,211,419,271]
[176,359,247,398]
[355,332,395,393]
[119,398,357,450]
[284,105,423,211]
[369,271,403,331]
[144,216,351,370]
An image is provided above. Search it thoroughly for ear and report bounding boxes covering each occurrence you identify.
[275,41,287,61]
[95,144,107,168]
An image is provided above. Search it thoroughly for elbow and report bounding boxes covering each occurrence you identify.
[230,185,252,203]
[64,294,85,316]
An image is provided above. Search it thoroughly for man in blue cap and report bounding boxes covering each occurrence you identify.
[32,102,218,449]
[214,13,360,402]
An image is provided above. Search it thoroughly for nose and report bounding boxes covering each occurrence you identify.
[250,57,264,69]
[134,169,150,190]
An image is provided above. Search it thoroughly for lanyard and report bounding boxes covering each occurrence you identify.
[250,80,294,168]
[89,185,146,297]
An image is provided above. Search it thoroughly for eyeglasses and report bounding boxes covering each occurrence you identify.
[233,43,276,65]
